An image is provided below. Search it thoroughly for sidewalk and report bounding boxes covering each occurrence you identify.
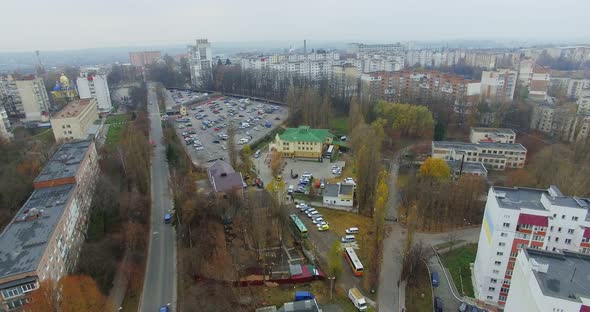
[108,254,129,311]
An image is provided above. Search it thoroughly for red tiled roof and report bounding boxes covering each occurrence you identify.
[580,305,590,312]
[517,213,548,227]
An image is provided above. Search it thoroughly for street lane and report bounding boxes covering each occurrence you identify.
[140,83,177,311]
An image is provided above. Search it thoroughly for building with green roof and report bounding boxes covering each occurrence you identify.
[273,126,334,159]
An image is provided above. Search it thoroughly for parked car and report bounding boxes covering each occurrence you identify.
[341,235,355,243]
[434,296,443,312]
[346,227,359,234]
[431,272,440,287]
[312,217,324,224]
[317,223,329,231]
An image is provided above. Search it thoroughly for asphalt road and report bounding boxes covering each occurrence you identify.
[140,83,177,311]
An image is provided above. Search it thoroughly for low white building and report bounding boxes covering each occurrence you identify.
[323,183,354,207]
[432,140,527,171]
[470,127,516,144]
[504,248,590,312]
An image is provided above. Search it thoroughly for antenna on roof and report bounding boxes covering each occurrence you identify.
[570,266,576,282]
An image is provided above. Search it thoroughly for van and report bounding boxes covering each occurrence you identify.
[346,227,359,234]
[348,288,367,311]
[341,235,356,243]
[164,214,171,224]
[254,150,261,158]
[434,296,443,312]
[431,272,440,287]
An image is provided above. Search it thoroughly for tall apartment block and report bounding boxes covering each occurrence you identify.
[129,51,161,68]
[504,248,590,312]
[473,185,590,307]
[188,39,213,88]
[77,69,112,112]
[0,75,50,121]
[0,140,98,311]
[480,69,518,103]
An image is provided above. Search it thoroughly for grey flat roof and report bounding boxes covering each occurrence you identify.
[34,140,92,183]
[524,249,590,302]
[492,186,548,210]
[433,141,478,151]
[0,184,75,280]
[339,184,354,196]
[447,160,488,175]
[324,184,339,198]
[472,127,516,135]
[278,299,320,312]
[478,142,527,151]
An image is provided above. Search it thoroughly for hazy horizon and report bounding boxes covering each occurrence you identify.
[2,0,590,52]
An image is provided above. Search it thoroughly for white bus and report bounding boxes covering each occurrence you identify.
[326,145,335,158]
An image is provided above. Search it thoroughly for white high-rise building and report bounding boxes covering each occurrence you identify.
[77,70,112,112]
[188,39,213,88]
[14,76,51,122]
[480,69,518,103]
[473,185,590,307]
[504,248,590,312]
[0,106,12,141]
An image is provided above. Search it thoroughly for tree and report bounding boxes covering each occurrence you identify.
[240,144,253,174]
[26,280,59,312]
[419,157,451,179]
[348,97,364,132]
[227,123,238,169]
[327,241,343,279]
[270,150,283,177]
[59,275,112,312]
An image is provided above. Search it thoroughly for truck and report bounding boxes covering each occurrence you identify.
[348,288,368,311]
[294,291,315,301]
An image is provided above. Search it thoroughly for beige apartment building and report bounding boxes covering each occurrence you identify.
[50,98,98,141]
[0,140,98,311]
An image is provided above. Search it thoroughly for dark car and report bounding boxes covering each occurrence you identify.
[212,140,220,143]
[434,296,443,312]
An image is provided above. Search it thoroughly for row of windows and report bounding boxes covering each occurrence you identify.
[1,282,37,300]
[552,213,579,221]
[549,226,576,234]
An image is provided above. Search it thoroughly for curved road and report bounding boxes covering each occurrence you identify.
[140,83,177,311]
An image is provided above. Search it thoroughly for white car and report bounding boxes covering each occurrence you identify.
[195,146,204,151]
[312,217,324,224]
[307,210,319,218]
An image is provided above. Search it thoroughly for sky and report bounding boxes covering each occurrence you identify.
[1,0,589,52]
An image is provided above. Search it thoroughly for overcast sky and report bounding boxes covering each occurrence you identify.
[1,0,589,52]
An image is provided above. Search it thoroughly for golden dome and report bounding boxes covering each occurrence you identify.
[59,74,70,87]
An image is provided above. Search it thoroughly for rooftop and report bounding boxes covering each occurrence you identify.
[207,160,243,193]
[0,184,75,279]
[524,248,590,302]
[324,184,339,198]
[432,140,526,152]
[432,141,478,151]
[447,160,488,175]
[34,140,92,183]
[279,126,333,143]
[471,127,516,136]
[53,98,95,119]
[492,186,590,214]
[278,299,321,312]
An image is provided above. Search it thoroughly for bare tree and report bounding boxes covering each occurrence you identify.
[227,123,238,169]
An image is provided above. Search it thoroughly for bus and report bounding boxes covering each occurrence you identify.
[325,145,334,158]
[290,214,308,240]
[343,247,364,276]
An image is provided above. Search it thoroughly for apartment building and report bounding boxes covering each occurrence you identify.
[529,67,551,101]
[50,98,99,141]
[431,140,527,171]
[188,39,213,88]
[0,140,98,311]
[0,107,12,141]
[577,89,590,115]
[240,52,340,82]
[504,248,590,312]
[129,51,161,68]
[76,70,112,112]
[348,42,405,54]
[332,64,359,97]
[272,126,334,160]
[0,75,50,121]
[361,70,481,105]
[518,59,535,86]
[473,185,590,306]
[464,52,496,70]
[470,127,516,144]
[529,99,589,141]
[480,69,518,103]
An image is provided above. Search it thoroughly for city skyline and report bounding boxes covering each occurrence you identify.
[1,0,590,52]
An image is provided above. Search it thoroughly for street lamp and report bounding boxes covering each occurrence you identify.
[328,276,336,300]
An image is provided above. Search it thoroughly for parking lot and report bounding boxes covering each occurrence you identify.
[165,89,289,164]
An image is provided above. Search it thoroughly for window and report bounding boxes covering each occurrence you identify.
[503,222,510,228]
[553,214,557,218]
[562,215,566,219]
[558,227,562,233]
[568,229,574,234]
[497,252,504,256]
[490,278,497,283]
[487,296,493,300]
[510,251,518,257]
[501,232,508,237]
[492,269,500,274]
[555,237,559,242]
[501,287,510,293]
[495,261,502,266]
[507,270,513,276]
[565,238,572,244]
[499,242,506,247]
[550,226,554,231]
[572,216,579,221]
[488,287,496,291]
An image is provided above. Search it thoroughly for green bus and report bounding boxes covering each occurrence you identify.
[290,214,308,240]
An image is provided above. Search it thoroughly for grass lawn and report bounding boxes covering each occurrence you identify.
[106,123,126,146]
[406,262,433,312]
[314,208,373,269]
[106,113,131,124]
[440,244,477,297]
[330,117,349,135]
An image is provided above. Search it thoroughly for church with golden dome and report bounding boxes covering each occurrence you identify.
[51,73,78,102]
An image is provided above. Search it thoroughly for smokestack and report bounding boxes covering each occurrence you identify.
[304,40,307,56]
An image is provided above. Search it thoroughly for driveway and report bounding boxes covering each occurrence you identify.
[428,255,462,312]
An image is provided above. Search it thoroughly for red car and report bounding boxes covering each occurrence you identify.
[214,127,221,131]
